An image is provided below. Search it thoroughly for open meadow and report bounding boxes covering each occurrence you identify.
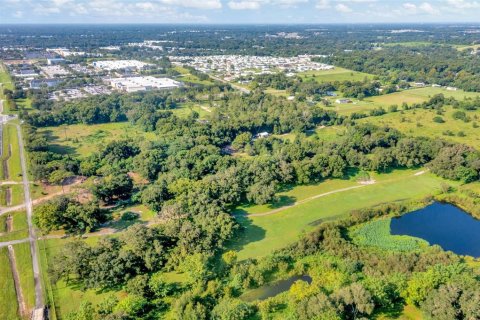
[325,87,480,116]
[38,122,157,158]
[231,168,460,260]
[299,67,373,83]
[358,106,480,149]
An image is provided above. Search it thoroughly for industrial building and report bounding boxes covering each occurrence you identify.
[108,76,182,92]
[92,60,150,71]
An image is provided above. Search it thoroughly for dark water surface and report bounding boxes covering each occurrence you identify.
[391,202,480,257]
[241,275,312,301]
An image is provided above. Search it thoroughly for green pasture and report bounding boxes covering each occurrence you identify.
[172,102,212,119]
[13,242,35,312]
[39,237,124,319]
[38,122,157,158]
[327,87,480,116]
[0,247,19,320]
[173,66,214,85]
[299,67,373,83]
[358,106,480,149]
[231,169,458,260]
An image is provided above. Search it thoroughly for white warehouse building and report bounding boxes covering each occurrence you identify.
[108,76,182,92]
[92,60,150,71]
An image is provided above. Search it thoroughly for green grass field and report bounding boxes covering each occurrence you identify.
[299,67,373,83]
[0,247,20,320]
[172,102,212,119]
[0,211,29,242]
[38,122,157,158]
[13,242,35,312]
[2,124,22,182]
[39,237,124,319]
[358,106,480,149]
[231,169,459,260]
[327,87,480,116]
[173,66,214,85]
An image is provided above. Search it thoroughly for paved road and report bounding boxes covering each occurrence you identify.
[0,238,30,248]
[16,123,43,307]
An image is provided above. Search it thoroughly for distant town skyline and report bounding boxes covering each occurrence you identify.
[1,0,480,24]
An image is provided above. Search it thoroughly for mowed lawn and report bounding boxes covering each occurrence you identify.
[0,247,20,320]
[232,169,458,260]
[38,122,157,158]
[358,106,480,149]
[2,124,22,182]
[13,242,35,312]
[299,67,373,83]
[0,210,29,242]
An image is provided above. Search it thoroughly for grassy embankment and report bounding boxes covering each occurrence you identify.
[0,247,20,319]
[14,242,36,312]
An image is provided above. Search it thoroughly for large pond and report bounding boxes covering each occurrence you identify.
[391,202,480,257]
[241,275,312,302]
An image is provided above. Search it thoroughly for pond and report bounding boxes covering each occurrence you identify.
[241,275,312,302]
[391,202,480,257]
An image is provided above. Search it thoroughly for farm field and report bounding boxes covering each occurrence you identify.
[0,247,19,320]
[38,122,157,157]
[299,67,373,83]
[231,168,459,260]
[358,106,480,149]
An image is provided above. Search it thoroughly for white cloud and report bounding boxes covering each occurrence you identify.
[419,2,439,14]
[335,3,352,12]
[403,2,417,11]
[445,0,480,8]
[228,0,262,9]
[401,2,439,14]
[160,0,222,9]
[316,0,330,9]
[12,10,23,18]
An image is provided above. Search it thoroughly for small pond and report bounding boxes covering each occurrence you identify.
[241,275,312,301]
[391,202,480,257]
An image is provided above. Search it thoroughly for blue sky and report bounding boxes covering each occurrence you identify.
[1,0,480,24]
